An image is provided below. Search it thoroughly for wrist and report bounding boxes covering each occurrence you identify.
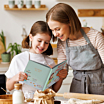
[59,78,64,81]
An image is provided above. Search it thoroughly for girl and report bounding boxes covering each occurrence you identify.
[5,21,67,93]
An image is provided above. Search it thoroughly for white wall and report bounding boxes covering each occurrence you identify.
[0,0,104,47]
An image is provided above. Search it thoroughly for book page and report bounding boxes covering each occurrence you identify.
[22,60,51,90]
[46,60,67,88]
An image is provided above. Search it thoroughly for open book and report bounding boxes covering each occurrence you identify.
[22,60,67,91]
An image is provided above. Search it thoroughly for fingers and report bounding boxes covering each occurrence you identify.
[57,69,68,79]
[20,72,27,81]
[17,72,28,81]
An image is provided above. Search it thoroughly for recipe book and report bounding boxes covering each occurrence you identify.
[22,60,67,91]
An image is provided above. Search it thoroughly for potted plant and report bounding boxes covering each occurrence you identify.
[0,30,22,63]
[0,30,11,63]
[7,42,22,59]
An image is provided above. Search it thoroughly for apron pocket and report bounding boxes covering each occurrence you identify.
[70,78,82,93]
[89,83,104,95]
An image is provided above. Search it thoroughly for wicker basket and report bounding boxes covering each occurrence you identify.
[0,94,12,104]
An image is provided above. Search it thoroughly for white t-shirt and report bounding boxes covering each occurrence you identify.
[5,51,55,92]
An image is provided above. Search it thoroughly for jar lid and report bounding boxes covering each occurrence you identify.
[14,83,22,90]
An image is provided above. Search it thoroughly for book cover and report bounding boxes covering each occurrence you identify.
[22,60,67,91]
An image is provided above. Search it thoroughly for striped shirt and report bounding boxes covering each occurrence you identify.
[57,28,104,69]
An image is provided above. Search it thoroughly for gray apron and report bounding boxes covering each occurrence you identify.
[65,28,104,94]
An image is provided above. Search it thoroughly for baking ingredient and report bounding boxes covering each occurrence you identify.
[13,83,24,104]
[34,89,55,104]
[67,98,103,104]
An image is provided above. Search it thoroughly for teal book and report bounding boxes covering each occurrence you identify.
[22,60,67,91]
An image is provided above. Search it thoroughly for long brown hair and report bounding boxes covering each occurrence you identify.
[46,3,81,40]
[22,21,53,55]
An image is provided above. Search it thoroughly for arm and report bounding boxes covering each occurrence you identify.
[52,40,68,92]
[95,32,104,63]
[52,69,68,92]
[6,72,27,91]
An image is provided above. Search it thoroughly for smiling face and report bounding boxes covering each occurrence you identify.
[29,33,51,54]
[48,20,70,41]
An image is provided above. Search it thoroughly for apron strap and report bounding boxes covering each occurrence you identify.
[80,28,97,52]
[80,28,90,44]
[66,38,70,66]
[81,72,90,94]
[81,28,104,66]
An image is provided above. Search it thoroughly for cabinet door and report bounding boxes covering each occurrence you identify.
[0,74,6,95]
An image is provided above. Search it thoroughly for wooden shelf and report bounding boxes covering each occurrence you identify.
[4,4,48,10]
[51,44,57,48]
[78,9,104,17]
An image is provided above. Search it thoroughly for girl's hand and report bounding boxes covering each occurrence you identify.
[13,72,28,82]
[57,69,68,79]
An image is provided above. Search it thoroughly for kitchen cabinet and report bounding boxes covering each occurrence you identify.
[0,74,6,95]
[0,63,9,95]
[4,4,48,10]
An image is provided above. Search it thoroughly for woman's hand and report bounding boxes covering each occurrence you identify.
[52,69,68,92]
[13,72,27,82]
[57,69,68,79]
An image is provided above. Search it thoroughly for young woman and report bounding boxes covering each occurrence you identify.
[5,21,67,93]
[46,3,104,94]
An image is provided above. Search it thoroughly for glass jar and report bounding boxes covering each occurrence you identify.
[17,0,24,8]
[13,83,24,104]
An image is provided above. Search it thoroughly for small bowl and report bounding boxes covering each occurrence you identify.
[0,94,12,104]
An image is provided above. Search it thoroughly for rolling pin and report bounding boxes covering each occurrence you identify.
[55,93,104,101]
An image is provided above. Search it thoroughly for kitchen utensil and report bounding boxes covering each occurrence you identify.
[23,90,34,102]
[1,87,10,94]
[1,87,7,92]
[21,25,27,39]
[55,93,104,101]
